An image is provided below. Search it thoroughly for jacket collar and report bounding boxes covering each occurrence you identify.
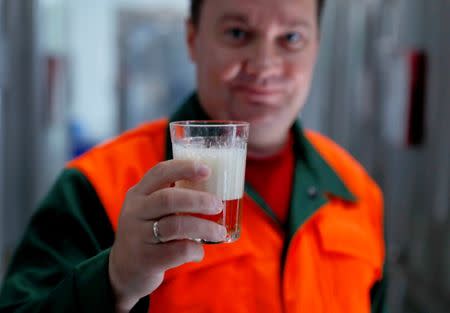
[292,121,356,202]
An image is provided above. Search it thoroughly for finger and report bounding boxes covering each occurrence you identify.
[156,240,205,271]
[150,215,227,243]
[140,188,223,220]
[134,160,210,195]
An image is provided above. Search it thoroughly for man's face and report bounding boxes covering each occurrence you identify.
[187,0,319,151]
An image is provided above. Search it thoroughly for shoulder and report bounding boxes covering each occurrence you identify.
[305,129,382,203]
[66,119,169,230]
[305,130,384,240]
[306,130,385,272]
[67,119,168,173]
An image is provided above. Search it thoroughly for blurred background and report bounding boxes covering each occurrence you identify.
[0,0,448,312]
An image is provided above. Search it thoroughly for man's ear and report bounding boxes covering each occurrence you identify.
[186,19,198,63]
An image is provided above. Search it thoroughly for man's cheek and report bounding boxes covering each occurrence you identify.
[210,52,242,79]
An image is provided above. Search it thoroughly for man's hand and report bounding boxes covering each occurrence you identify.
[108,160,226,312]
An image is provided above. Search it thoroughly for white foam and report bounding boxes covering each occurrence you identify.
[173,144,247,200]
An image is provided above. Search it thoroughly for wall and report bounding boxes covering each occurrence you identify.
[66,0,189,142]
[0,0,6,281]
[0,0,40,281]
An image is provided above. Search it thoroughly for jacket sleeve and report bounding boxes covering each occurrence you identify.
[369,178,388,313]
[0,168,149,313]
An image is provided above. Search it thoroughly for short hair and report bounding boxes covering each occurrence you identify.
[190,0,325,27]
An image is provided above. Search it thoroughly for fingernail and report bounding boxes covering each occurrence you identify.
[197,163,210,177]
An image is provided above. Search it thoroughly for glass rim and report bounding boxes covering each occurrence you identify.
[170,120,249,128]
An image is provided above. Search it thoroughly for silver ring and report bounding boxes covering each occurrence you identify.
[152,220,163,244]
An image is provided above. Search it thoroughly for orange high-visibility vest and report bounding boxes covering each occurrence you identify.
[68,102,384,313]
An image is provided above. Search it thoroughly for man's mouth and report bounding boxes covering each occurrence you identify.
[230,84,284,106]
[232,84,283,95]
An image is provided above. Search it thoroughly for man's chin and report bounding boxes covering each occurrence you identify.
[229,103,280,124]
[230,110,275,125]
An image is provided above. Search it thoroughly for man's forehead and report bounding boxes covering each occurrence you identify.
[204,0,317,27]
[217,12,313,29]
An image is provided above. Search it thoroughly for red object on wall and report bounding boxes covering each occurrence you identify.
[407,51,427,146]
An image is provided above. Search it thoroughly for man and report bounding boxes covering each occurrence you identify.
[0,0,386,312]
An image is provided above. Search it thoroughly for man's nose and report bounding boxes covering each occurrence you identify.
[244,40,282,81]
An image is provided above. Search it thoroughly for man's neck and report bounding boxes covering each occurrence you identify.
[247,133,291,159]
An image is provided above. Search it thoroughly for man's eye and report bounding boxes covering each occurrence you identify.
[225,28,248,41]
[282,32,306,50]
[285,32,302,43]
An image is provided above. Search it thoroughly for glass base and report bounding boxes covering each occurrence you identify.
[192,232,240,244]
